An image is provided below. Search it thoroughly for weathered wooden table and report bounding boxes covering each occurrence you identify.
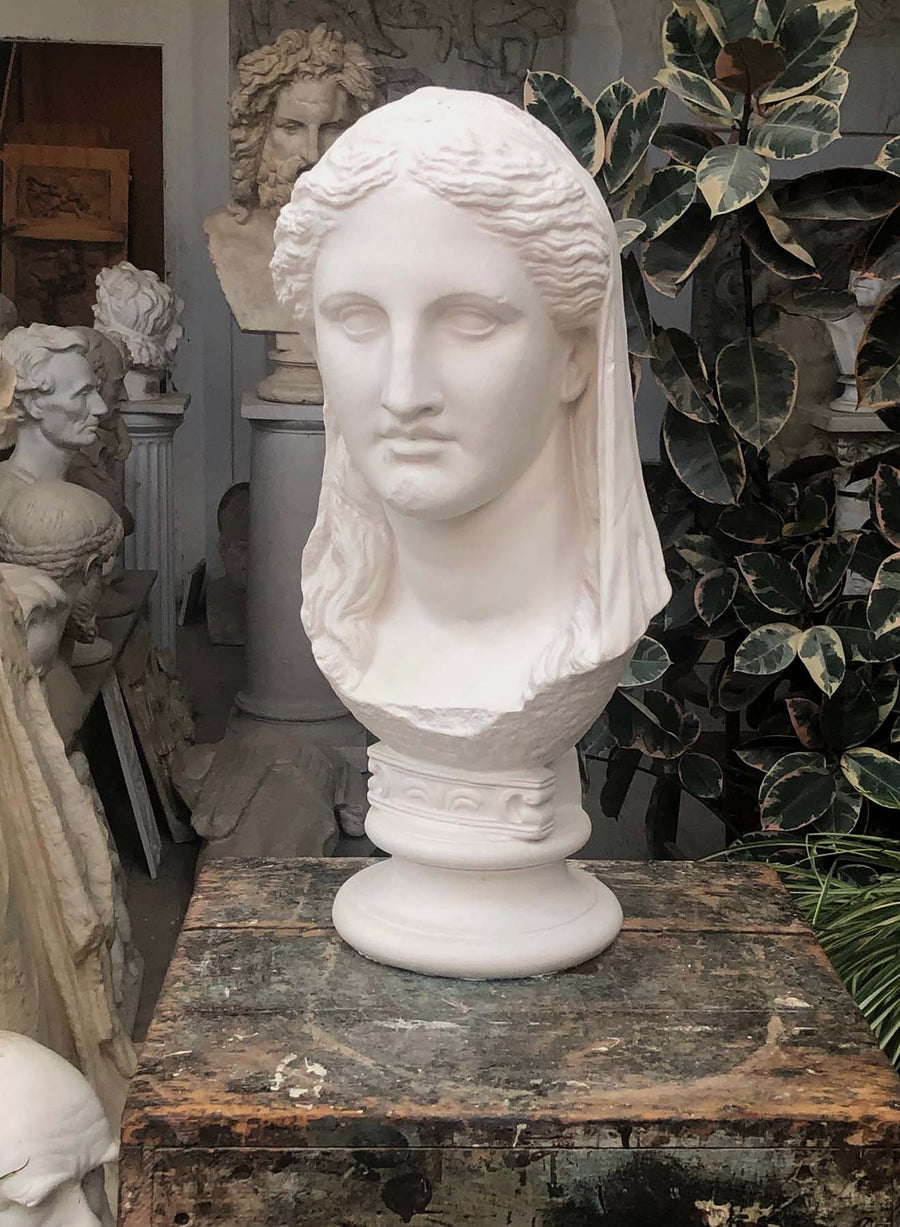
[121,859,900,1226]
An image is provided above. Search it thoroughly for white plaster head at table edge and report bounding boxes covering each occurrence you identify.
[0,327,105,508]
[0,482,124,668]
[0,1031,118,1227]
[271,88,670,979]
[93,263,183,400]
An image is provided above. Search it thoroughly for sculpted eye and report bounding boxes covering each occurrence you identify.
[442,307,499,338]
[337,305,384,340]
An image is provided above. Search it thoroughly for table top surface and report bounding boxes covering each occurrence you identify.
[125,858,900,1153]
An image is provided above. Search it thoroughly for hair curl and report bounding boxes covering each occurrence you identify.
[228,25,376,220]
[272,90,614,694]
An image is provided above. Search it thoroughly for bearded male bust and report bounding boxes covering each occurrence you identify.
[203,26,375,339]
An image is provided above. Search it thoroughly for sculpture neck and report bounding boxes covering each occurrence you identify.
[384,418,583,626]
[11,427,71,482]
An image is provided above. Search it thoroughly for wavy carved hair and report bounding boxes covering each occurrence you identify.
[272,88,668,697]
[228,26,376,221]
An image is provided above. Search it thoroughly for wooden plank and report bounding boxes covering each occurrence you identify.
[1,217,127,242]
[101,674,161,878]
[184,858,810,936]
[141,1145,897,1227]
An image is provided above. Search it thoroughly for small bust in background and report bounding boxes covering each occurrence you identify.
[0,1031,118,1227]
[93,262,184,400]
[0,326,106,515]
[206,482,249,646]
[0,481,123,668]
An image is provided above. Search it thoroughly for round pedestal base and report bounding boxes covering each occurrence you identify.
[333,857,623,979]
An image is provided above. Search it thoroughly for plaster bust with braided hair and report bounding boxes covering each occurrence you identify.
[0,481,123,667]
[204,26,376,335]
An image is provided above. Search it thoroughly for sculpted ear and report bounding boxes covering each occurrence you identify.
[560,328,593,406]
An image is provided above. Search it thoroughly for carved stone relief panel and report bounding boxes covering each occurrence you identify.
[231,0,571,102]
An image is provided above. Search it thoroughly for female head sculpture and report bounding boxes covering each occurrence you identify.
[0,564,70,677]
[273,87,668,712]
[272,88,670,978]
[0,1031,117,1227]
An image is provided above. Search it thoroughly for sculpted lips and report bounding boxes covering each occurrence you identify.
[381,427,453,457]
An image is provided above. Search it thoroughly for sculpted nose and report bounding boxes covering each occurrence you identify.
[381,336,441,420]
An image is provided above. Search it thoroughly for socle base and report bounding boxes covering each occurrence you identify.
[332,857,623,979]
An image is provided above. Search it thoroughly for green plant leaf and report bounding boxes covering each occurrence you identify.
[679,751,724,798]
[762,0,858,105]
[662,6,720,79]
[807,533,858,605]
[615,217,647,250]
[816,778,861,832]
[876,135,900,178]
[655,67,734,120]
[741,191,819,279]
[811,65,849,106]
[798,625,846,695]
[736,739,796,773]
[760,753,835,830]
[716,335,798,449]
[621,251,654,358]
[715,38,786,95]
[827,598,900,664]
[858,288,900,412]
[595,78,637,131]
[717,502,784,544]
[677,532,723,572]
[604,86,667,194]
[652,123,724,167]
[642,202,720,296]
[781,492,830,539]
[698,0,784,43]
[871,662,899,725]
[524,72,604,176]
[697,145,770,217]
[605,688,700,758]
[619,635,672,687]
[625,165,697,241]
[867,552,900,639]
[664,407,747,504]
[875,464,900,549]
[733,622,802,673]
[861,207,900,281]
[786,696,823,748]
[695,566,739,625]
[820,671,882,750]
[737,552,805,613]
[651,327,717,422]
[841,747,900,807]
[774,168,900,221]
[749,96,841,159]
[665,581,702,630]
[774,285,855,320]
[854,530,897,583]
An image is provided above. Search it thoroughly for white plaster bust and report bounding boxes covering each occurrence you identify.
[0,564,70,677]
[0,327,106,516]
[272,87,669,978]
[0,1031,117,1227]
[0,482,124,669]
[93,263,183,399]
[204,26,376,337]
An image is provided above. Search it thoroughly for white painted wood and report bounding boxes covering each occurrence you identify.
[100,674,161,879]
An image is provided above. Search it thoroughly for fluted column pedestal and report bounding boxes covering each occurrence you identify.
[121,394,188,654]
[191,396,363,859]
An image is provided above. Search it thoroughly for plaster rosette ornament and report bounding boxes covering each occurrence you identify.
[0,325,106,512]
[204,25,376,402]
[93,262,184,400]
[272,87,669,978]
[0,1032,118,1227]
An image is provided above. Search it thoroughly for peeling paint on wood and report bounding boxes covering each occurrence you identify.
[120,859,900,1226]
